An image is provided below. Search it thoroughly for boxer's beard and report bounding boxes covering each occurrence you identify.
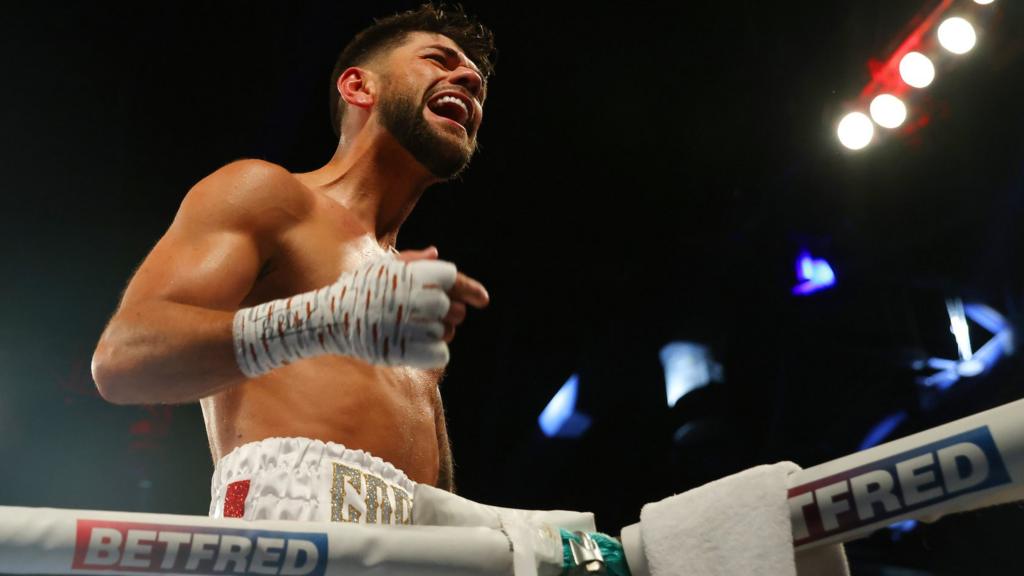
[377,80,476,180]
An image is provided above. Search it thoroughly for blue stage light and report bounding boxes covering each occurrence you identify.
[946,299,973,362]
[916,301,1014,390]
[792,251,836,296]
[888,519,919,540]
[538,374,591,438]
[860,411,908,451]
[965,302,1009,334]
[660,342,722,408]
[659,340,724,407]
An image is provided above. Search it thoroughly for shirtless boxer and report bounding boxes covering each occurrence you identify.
[91,4,495,524]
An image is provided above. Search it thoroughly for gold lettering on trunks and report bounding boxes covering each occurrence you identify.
[347,506,362,523]
[364,474,393,524]
[393,485,413,525]
[330,463,364,522]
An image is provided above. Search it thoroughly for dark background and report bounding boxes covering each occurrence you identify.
[2,1,1023,574]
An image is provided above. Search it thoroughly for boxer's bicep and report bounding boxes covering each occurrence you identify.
[93,161,312,403]
[120,227,262,312]
[119,159,308,312]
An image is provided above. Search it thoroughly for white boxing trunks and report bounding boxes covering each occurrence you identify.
[208,437,416,525]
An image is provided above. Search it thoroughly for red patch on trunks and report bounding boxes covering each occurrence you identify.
[223,480,250,518]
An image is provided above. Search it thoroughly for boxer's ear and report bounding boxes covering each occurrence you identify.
[337,67,375,110]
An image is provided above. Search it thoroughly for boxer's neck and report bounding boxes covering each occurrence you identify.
[314,125,438,249]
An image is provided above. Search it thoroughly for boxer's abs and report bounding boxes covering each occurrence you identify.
[200,359,442,485]
[200,186,445,486]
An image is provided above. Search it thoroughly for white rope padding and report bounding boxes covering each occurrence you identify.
[0,506,515,576]
[786,396,1024,550]
[3,399,1022,575]
[616,396,1024,572]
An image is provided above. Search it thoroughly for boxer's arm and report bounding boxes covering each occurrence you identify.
[92,159,310,405]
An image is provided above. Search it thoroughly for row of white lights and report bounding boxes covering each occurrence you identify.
[838,1,994,151]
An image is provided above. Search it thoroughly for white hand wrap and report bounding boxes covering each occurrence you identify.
[232,257,457,377]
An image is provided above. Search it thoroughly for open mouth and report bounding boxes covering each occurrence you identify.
[426,91,473,132]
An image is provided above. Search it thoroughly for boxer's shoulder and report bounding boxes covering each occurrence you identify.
[180,158,315,233]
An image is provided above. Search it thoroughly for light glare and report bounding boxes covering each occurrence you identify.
[793,251,836,295]
[538,374,578,437]
[860,411,908,450]
[837,112,874,150]
[899,52,935,88]
[946,298,973,361]
[869,94,907,129]
[915,301,1014,390]
[660,342,721,407]
[973,0,994,4]
[938,17,977,55]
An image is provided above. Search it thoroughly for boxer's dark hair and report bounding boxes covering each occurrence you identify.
[329,3,496,137]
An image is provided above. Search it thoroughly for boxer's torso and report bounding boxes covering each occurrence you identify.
[200,170,445,486]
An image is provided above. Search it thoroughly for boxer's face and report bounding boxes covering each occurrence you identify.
[375,32,486,179]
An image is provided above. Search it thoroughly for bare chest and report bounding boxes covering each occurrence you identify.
[238,195,444,387]
[202,191,445,481]
[244,198,385,307]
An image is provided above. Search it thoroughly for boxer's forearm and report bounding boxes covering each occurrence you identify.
[92,300,243,405]
[93,257,459,404]
[233,258,455,377]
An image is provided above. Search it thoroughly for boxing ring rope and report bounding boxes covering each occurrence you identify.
[0,507,520,576]
[2,398,1023,576]
[785,395,1024,550]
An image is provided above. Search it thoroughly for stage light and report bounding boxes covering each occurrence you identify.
[837,112,874,150]
[660,342,721,408]
[938,17,977,55]
[946,298,973,362]
[899,52,935,88]
[792,251,836,295]
[869,94,907,129]
[539,374,577,436]
[916,301,1014,390]
[964,302,1010,335]
[860,411,908,450]
[888,519,919,539]
[538,374,591,438]
[973,0,994,4]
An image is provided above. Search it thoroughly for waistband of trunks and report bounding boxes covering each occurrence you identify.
[209,436,416,524]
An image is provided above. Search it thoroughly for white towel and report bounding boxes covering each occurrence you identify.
[639,462,848,576]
